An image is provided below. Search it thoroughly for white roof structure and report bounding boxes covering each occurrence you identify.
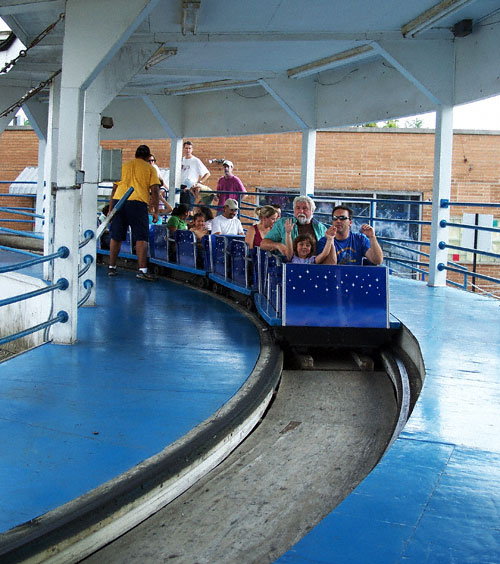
[1,0,499,343]
[1,0,499,139]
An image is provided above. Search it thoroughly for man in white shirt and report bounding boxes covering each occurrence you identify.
[181,141,210,187]
[211,198,244,235]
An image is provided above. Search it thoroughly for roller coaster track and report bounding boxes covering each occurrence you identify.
[81,346,416,564]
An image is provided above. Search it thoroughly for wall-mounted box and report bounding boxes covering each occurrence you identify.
[100,149,122,183]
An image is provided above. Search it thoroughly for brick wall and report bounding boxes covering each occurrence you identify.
[3,127,500,198]
[2,127,499,292]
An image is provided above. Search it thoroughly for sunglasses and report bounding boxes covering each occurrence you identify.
[148,158,156,163]
[332,215,350,221]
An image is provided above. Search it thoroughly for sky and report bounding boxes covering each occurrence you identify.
[400,94,500,130]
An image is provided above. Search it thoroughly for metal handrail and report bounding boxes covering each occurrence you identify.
[440,218,500,235]
[0,207,44,219]
[79,230,94,249]
[0,226,43,239]
[0,311,68,347]
[78,255,93,278]
[78,279,94,308]
[95,186,134,239]
[0,278,68,307]
[438,263,500,286]
[0,246,69,274]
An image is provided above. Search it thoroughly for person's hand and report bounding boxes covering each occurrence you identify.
[152,212,159,224]
[284,218,293,234]
[325,225,337,239]
[361,224,375,238]
[276,242,288,255]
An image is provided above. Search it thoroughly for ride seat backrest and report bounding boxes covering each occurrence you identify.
[265,253,282,314]
[149,224,169,261]
[230,240,250,288]
[175,230,197,268]
[213,235,227,277]
[250,247,259,290]
[202,234,216,273]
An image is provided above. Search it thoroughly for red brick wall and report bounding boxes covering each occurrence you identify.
[3,127,500,199]
[2,127,499,292]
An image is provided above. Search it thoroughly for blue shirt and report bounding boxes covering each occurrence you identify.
[333,232,370,265]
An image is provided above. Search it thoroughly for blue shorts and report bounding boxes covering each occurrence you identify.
[109,200,149,242]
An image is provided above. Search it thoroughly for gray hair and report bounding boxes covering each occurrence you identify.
[293,195,316,213]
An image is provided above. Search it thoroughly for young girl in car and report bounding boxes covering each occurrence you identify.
[284,218,336,264]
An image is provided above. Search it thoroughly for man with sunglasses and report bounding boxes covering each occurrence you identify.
[331,205,383,265]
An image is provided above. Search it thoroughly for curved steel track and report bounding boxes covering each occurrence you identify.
[82,348,412,564]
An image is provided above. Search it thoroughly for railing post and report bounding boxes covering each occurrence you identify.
[301,128,316,197]
[51,188,80,344]
[80,109,100,306]
[428,105,453,287]
[169,138,183,208]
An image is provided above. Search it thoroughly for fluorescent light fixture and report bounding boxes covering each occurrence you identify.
[145,46,177,70]
[402,0,475,37]
[287,45,374,79]
[164,79,259,96]
[182,0,201,35]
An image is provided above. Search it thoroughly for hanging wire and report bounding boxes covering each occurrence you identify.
[0,12,65,74]
[0,69,62,118]
[0,12,65,118]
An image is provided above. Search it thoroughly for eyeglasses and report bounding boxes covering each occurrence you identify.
[332,215,350,221]
[148,158,156,163]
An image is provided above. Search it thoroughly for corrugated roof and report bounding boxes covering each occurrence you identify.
[9,166,38,194]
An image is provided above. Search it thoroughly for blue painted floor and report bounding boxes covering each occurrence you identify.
[0,266,261,534]
[276,277,500,564]
[3,264,500,564]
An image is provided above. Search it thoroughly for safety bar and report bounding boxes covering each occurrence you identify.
[0,226,43,239]
[78,279,94,308]
[95,186,134,240]
[0,311,68,347]
[0,207,44,219]
[0,278,68,307]
[0,246,69,274]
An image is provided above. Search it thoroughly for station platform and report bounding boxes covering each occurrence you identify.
[0,266,263,535]
[276,277,500,564]
[1,264,500,563]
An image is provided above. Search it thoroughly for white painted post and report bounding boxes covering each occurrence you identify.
[170,137,183,207]
[301,129,316,197]
[79,107,101,306]
[35,140,46,234]
[428,105,453,287]
[42,75,61,281]
[50,86,84,344]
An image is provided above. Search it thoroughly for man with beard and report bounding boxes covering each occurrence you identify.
[260,195,336,264]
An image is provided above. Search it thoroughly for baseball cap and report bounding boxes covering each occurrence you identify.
[223,160,234,168]
[224,198,238,210]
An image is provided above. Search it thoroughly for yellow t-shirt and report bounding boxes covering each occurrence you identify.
[114,158,160,204]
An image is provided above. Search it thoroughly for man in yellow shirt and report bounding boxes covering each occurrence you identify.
[108,145,160,280]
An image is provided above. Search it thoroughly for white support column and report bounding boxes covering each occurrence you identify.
[42,74,61,281]
[79,107,101,306]
[51,86,84,344]
[35,140,46,234]
[169,138,183,207]
[428,105,453,287]
[300,129,316,197]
